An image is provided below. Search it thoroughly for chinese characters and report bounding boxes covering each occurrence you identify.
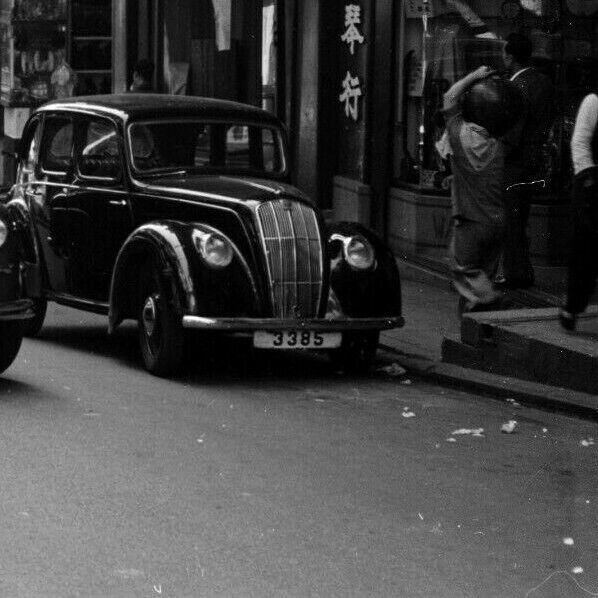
[340,5,364,55]
[339,4,365,122]
[339,71,362,121]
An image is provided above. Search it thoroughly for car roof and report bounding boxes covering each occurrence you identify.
[37,93,282,126]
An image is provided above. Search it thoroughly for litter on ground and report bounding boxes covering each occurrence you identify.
[377,363,407,377]
[501,420,518,434]
[451,428,484,437]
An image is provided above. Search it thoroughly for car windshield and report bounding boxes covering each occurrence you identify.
[128,120,286,176]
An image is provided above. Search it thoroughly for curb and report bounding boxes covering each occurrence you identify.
[379,343,598,421]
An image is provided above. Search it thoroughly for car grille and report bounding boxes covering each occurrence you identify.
[256,200,324,318]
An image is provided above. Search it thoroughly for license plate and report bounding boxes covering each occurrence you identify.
[253,330,342,349]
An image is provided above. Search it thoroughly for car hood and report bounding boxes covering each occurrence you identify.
[135,174,312,207]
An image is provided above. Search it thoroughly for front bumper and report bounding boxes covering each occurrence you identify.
[182,315,404,332]
[0,299,34,321]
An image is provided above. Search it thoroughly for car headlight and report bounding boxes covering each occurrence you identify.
[343,234,375,270]
[193,230,234,269]
[0,219,7,248]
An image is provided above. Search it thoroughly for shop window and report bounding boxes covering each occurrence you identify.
[71,0,112,95]
[0,1,68,105]
[394,0,579,197]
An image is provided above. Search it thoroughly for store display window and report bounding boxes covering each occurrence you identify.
[394,0,597,199]
[0,0,111,106]
[0,0,68,105]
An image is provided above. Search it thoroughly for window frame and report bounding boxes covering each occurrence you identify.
[18,115,43,181]
[37,113,76,179]
[75,114,124,184]
[126,117,288,178]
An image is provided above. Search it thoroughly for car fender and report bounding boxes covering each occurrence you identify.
[5,192,44,298]
[326,221,402,318]
[109,220,260,332]
[0,204,22,303]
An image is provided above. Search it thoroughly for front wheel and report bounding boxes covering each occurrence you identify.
[330,332,379,373]
[0,321,23,374]
[138,264,184,376]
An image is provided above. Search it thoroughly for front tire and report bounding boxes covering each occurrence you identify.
[331,332,379,373]
[0,321,23,374]
[22,298,47,337]
[138,264,184,376]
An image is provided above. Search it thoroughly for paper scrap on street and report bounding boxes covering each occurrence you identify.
[563,537,574,546]
[402,407,415,418]
[377,363,407,377]
[501,420,518,434]
[451,428,484,437]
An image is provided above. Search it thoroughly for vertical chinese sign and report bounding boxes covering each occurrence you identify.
[337,2,370,181]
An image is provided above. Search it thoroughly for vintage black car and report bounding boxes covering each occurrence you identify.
[0,203,32,374]
[7,94,403,375]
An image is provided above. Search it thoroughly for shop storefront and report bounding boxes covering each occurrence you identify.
[0,0,113,184]
[387,0,598,272]
[284,1,598,283]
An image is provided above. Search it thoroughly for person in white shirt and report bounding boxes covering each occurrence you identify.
[559,93,598,330]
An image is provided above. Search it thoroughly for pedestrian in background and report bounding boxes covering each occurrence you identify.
[498,33,555,290]
[129,59,155,93]
[440,66,520,315]
[559,92,598,331]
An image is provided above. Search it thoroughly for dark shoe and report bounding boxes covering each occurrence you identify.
[558,308,577,331]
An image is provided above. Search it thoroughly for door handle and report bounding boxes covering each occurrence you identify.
[109,199,127,206]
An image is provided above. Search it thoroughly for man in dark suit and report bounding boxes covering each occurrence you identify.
[498,33,555,289]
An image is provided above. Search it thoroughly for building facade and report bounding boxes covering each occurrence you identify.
[3,0,598,281]
[282,0,598,279]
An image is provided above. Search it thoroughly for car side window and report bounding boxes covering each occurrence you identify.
[223,125,280,173]
[262,128,282,173]
[194,125,211,166]
[225,126,250,169]
[79,118,122,180]
[39,117,74,175]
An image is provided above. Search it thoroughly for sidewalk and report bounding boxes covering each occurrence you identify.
[379,259,598,418]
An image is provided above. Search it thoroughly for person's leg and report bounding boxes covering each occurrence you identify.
[565,179,598,316]
[501,183,534,287]
[518,185,535,283]
[451,218,502,314]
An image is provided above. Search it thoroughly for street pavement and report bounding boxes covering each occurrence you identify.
[0,303,597,596]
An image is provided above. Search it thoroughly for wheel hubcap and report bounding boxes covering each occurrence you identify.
[142,295,158,338]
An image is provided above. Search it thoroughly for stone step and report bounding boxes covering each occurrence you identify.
[442,308,598,395]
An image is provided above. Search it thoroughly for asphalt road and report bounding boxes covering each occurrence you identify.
[0,304,597,597]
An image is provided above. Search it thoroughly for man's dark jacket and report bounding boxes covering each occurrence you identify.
[503,67,555,181]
